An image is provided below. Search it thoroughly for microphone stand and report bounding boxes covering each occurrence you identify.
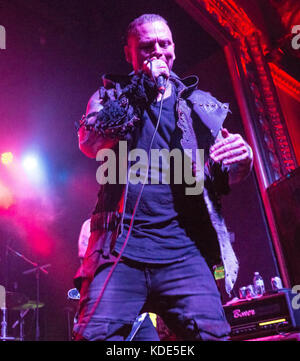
[7,246,50,341]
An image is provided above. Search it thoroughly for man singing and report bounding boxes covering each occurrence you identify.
[73,14,253,341]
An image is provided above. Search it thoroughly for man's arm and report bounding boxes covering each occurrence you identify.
[77,91,117,158]
[209,128,253,185]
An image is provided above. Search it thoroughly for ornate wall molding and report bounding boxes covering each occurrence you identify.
[246,33,297,176]
[269,62,300,103]
[176,0,298,181]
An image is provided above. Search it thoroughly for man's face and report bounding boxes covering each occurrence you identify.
[124,20,176,73]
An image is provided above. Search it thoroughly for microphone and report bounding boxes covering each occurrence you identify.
[156,75,167,94]
[146,58,168,94]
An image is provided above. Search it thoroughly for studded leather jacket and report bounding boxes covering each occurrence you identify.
[75,72,241,296]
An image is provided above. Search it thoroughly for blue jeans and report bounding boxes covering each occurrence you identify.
[73,251,230,341]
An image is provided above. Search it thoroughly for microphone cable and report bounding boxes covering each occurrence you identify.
[77,66,166,339]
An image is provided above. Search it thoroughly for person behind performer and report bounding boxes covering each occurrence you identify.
[73,13,253,341]
[77,219,91,263]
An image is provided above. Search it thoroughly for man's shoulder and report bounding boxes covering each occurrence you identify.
[188,88,222,105]
[171,72,226,107]
[187,88,230,115]
[101,73,133,89]
[85,73,132,112]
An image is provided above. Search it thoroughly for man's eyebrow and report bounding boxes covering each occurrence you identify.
[139,38,172,45]
[139,40,155,44]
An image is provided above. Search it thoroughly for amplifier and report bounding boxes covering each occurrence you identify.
[223,290,300,340]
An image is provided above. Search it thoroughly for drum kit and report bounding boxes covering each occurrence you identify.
[0,245,50,341]
[0,287,45,341]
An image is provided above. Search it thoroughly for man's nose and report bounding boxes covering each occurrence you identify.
[152,42,163,57]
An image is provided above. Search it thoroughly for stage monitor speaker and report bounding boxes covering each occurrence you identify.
[267,167,300,287]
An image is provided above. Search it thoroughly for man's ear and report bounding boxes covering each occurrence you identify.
[124,45,132,64]
[171,42,176,63]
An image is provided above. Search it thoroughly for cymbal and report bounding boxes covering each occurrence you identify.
[12,300,45,310]
[6,292,29,309]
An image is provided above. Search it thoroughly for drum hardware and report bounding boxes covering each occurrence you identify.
[10,301,45,341]
[1,284,45,341]
[63,307,75,341]
[0,285,16,341]
[7,245,50,341]
[12,300,45,311]
[11,309,30,341]
[0,306,11,341]
[6,291,29,309]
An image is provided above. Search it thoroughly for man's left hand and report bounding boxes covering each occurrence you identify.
[209,128,252,166]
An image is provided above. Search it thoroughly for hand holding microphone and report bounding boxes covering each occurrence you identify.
[143,58,169,94]
[156,74,167,94]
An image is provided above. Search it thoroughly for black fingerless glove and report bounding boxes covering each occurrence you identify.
[76,72,157,139]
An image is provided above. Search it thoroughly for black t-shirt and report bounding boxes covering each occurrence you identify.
[114,85,204,263]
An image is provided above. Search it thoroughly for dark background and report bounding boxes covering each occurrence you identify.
[0,0,282,340]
